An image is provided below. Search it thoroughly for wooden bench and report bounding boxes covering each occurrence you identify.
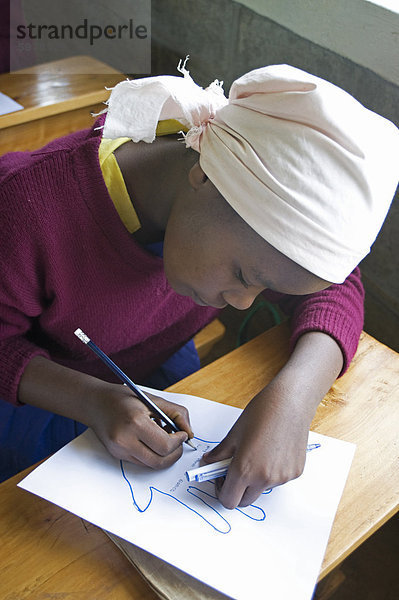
[0,55,123,155]
[194,318,226,360]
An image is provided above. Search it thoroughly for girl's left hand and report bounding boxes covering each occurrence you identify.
[201,380,314,509]
[202,330,343,510]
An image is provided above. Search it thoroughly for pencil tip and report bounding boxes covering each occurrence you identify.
[186,439,197,450]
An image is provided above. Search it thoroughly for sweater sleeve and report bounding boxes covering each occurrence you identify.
[0,166,51,406]
[0,265,51,406]
[263,267,364,376]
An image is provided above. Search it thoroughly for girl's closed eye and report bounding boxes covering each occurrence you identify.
[237,269,249,289]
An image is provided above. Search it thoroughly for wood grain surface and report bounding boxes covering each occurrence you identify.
[0,56,122,128]
[0,324,397,599]
[0,56,124,155]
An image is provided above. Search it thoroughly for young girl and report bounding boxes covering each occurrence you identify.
[0,62,397,509]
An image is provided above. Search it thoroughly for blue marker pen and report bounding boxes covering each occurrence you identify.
[186,442,321,483]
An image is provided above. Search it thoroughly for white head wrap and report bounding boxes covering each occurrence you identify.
[103,60,399,283]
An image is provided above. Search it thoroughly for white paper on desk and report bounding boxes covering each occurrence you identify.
[19,388,355,600]
[0,92,24,116]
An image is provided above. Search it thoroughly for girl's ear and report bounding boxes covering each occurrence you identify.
[188,162,208,190]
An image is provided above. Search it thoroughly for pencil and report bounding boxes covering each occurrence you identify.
[74,328,196,450]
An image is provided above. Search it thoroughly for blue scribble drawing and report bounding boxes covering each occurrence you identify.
[120,435,270,533]
[193,436,220,444]
[119,437,320,534]
[306,443,321,453]
[120,436,320,534]
[121,462,237,533]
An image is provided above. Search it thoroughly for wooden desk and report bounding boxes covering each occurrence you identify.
[0,324,398,599]
[0,56,123,155]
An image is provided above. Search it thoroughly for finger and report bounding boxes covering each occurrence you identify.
[216,471,248,510]
[152,396,194,438]
[125,435,185,469]
[103,435,160,468]
[238,484,269,507]
[201,436,235,465]
[215,476,225,493]
[140,416,188,454]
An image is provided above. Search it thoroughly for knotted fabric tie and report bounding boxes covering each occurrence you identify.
[101,61,399,283]
[101,56,227,145]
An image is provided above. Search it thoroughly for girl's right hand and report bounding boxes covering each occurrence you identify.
[18,356,192,469]
[88,384,192,469]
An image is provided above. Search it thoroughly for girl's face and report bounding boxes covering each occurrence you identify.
[163,170,330,310]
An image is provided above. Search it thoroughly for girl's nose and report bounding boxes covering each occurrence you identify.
[222,289,257,310]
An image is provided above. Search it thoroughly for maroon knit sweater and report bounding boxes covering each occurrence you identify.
[0,123,364,406]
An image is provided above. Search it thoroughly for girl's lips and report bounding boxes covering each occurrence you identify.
[192,291,227,309]
[192,291,209,306]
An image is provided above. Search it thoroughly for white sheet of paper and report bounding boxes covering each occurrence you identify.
[19,389,355,600]
[0,92,24,116]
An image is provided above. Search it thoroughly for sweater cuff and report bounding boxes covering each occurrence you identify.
[289,304,361,377]
[0,337,50,406]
